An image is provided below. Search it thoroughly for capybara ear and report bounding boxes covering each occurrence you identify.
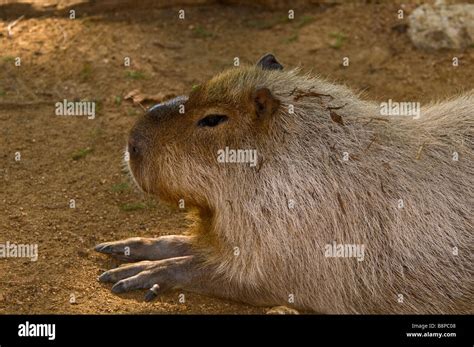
[256,53,283,71]
[252,87,280,118]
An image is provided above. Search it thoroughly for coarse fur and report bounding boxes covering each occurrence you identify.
[127,61,473,314]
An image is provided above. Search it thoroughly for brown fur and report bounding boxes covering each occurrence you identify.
[127,61,473,313]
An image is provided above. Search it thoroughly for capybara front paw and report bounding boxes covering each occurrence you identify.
[94,235,193,261]
[98,256,195,301]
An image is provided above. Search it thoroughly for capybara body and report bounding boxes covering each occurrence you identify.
[105,55,473,313]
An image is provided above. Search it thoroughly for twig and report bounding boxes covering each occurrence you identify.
[416,142,425,160]
[137,102,147,111]
[7,15,24,37]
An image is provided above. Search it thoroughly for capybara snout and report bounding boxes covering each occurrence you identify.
[127,96,188,176]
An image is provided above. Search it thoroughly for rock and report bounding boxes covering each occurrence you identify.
[408,4,474,50]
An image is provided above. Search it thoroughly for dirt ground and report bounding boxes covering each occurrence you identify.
[0,1,473,314]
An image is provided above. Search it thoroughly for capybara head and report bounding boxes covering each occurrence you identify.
[127,54,288,206]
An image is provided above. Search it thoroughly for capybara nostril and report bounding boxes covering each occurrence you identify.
[128,132,144,157]
[131,143,140,155]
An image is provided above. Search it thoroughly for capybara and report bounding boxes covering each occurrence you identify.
[95,54,473,313]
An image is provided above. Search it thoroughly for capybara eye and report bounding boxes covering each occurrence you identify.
[197,114,228,127]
